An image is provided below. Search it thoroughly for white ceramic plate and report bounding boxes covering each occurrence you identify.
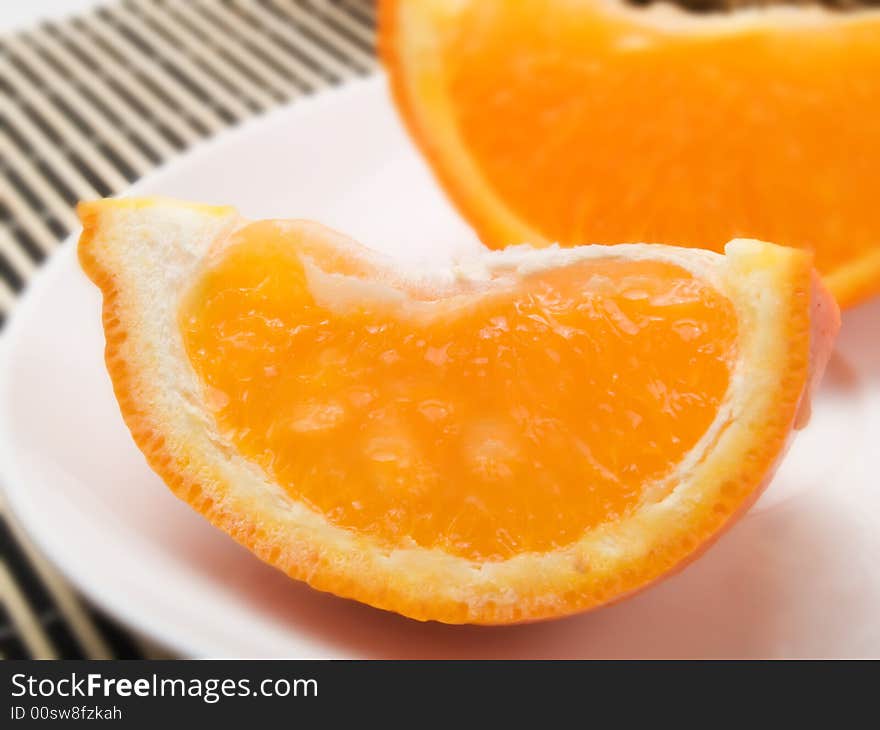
[2,76,879,658]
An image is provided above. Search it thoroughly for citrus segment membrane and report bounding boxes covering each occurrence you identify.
[181,221,737,562]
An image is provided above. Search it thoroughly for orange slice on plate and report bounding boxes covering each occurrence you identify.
[380,0,880,308]
[78,198,837,624]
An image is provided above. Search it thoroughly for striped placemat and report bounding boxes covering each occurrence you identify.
[0,0,376,659]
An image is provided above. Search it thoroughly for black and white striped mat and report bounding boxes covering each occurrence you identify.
[0,0,376,659]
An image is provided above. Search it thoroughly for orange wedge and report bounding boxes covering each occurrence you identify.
[380,0,880,308]
[78,197,837,624]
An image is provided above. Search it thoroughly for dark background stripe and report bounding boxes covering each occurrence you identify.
[0,0,376,660]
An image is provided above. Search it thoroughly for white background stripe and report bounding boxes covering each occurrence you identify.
[0,0,377,658]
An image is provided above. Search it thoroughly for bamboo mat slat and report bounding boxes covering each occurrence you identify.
[0,0,376,659]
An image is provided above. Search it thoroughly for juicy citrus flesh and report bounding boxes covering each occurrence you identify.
[180,221,737,562]
[384,0,880,306]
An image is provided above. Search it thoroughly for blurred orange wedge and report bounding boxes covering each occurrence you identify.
[380,0,880,308]
[78,197,837,623]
